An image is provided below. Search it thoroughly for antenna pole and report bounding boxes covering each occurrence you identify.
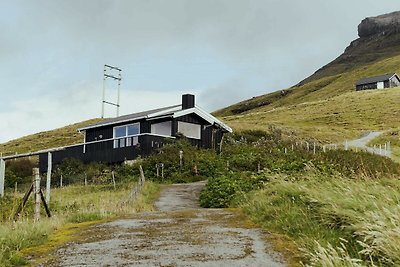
[101,64,122,118]
[101,66,106,118]
[117,71,121,117]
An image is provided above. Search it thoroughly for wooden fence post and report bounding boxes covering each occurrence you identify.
[46,152,52,203]
[84,173,87,186]
[60,174,63,188]
[179,150,183,168]
[112,171,116,190]
[139,165,145,187]
[313,143,316,154]
[33,168,41,222]
[156,164,159,178]
[0,158,5,198]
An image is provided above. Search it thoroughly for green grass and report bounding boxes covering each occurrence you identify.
[0,181,160,266]
[221,87,400,143]
[240,175,400,266]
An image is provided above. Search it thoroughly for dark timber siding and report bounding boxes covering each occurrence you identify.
[39,112,228,172]
[356,82,378,90]
[174,113,223,149]
[39,134,173,172]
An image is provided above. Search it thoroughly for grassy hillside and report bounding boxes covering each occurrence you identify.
[0,118,103,157]
[222,87,400,142]
[216,53,400,143]
[216,54,400,118]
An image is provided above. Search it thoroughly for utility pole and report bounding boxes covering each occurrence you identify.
[101,64,122,118]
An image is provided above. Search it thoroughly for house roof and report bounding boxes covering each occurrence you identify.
[355,73,398,86]
[78,104,233,133]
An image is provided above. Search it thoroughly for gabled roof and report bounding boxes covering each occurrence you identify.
[78,105,181,131]
[355,73,399,86]
[78,104,232,133]
[173,106,233,133]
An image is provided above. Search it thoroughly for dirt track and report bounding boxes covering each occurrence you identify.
[38,181,286,266]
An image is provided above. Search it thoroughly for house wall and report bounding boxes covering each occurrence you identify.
[85,119,151,142]
[356,82,378,91]
[173,114,224,149]
[40,112,228,171]
[356,76,400,91]
[389,76,400,87]
[39,134,169,172]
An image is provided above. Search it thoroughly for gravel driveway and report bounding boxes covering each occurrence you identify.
[346,131,390,156]
[38,181,286,267]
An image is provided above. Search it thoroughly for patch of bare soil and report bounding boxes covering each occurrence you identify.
[38,181,286,267]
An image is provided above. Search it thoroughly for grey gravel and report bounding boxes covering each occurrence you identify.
[38,181,287,267]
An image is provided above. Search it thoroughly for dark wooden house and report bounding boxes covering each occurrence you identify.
[355,73,400,91]
[39,94,232,171]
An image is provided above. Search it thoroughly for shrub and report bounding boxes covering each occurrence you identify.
[200,172,256,208]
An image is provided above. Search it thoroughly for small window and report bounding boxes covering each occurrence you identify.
[177,121,201,139]
[151,121,172,136]
[127,124,140,135]
[115,126,126,138]
[113,123,140,148]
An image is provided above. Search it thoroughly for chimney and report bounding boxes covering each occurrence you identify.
[182,94,195,109]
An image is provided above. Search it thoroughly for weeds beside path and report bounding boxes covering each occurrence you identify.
[36,182,287,267]
[0,181,159,266]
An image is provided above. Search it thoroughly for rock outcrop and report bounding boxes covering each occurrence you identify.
[358,11,400,38]
[297,10,400,86]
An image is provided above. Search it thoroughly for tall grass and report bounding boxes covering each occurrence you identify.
[0,181,159,266]
[240,175,400,266]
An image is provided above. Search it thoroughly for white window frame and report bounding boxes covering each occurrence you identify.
[113,123,140,148]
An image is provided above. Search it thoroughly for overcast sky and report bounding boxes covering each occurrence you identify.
[0,1,399,144]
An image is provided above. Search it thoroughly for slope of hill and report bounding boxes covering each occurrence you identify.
[223,87,400,142]
[215,11,400,144]
[298,11,400,86]
[0,118,103,156]
[215,11,400,118]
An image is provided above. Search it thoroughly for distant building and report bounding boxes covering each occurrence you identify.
[355,73,400,91]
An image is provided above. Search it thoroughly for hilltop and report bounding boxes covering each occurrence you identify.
[216,11,400,143]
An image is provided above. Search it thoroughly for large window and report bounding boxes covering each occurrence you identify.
[177,121,201,139]
[151,121,172,136]
[113,123,140,148]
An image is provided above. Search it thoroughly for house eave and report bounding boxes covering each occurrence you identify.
[77,116,147,131]
[173,106,233,133]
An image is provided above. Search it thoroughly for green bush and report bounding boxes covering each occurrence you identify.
[200,172,256,208]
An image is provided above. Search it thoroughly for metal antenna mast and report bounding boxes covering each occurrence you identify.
[101,64,122,118]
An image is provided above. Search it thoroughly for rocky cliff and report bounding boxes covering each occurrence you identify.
[358,11,400,37]
[298,11,400,86]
